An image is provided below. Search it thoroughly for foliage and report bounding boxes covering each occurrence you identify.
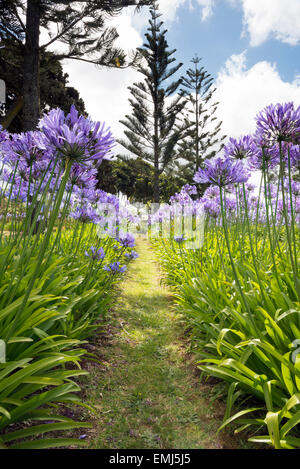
[152,101,300,449]
[97,157,186,203]
[0,38,86,132]
[118,2,187,202]
[176,55,226,183]
[0,105,139,448]
[0,0,153,129]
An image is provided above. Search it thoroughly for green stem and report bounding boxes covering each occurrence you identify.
[5,159,73,340]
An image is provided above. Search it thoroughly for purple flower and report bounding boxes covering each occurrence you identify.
[103,262,127,274]
[38,105,115,166]
[203,199,220,218]
[249,140,279,170]
[0,125,9,143]
[256,102,300,145]
[290,145,300,169]
[193,157,249,187]
[85,246,105,261]
[2,131,51,168]
[125,250,139,260]
[224,135,255,160]
[173,236,186,244]
[117,233,135,248]
[291,180,300,196]
[69,163,97,188]
[70,205,99,224]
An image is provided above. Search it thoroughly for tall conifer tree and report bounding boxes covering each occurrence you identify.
[118,2,186,202]
[176,55,226,183]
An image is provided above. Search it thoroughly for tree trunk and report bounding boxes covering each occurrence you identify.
[153,160,160,203]
[153,108,160,204]
[23,0,41,131]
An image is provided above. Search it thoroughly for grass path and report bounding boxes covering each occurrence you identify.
[82,238,239,449]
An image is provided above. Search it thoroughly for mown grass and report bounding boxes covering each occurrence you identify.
[79,237,245,449]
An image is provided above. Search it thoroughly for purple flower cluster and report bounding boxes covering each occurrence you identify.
[150,102,297,227]
[38,105,115,166]
[193,157,249,188]
[117,232,136,248]
[256,102,300,145]
[85,246,105,261]
[224,135,255,161]
[125,250,139,260]
[0,106,117,218]
[174,235,186,244]
[70,206,100,224]
[103,262,127,274]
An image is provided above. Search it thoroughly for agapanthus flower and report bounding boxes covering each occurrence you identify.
[249,140,279,170]
[125,250,139,260]
[173,235,186,244]
[256,102,300,145]
[170,189,192,205]
[69,164,97,188]
[181,184,198,195]
[38,105,115,166]
[117,232,135,248]
[246,183,256,192]
[103,262,127,274]
[85,246,105,261]
[225,198,237,213]
[224,135,255,161]
[2,131,51,167]
[0,125,9,143]
[193,157,249,187]
[202,185,219,199]
[290,180,300,197]
[289,145,300,169]
[70,205,99,224]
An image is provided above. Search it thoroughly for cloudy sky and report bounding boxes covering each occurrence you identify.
[45,0,300,153]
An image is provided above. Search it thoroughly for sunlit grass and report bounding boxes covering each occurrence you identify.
[80,238,241,449]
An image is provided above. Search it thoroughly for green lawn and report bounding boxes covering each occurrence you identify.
[80,238,240,449]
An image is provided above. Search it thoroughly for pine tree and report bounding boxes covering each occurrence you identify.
[177,55,226,184]
[118,2,187,203]
[0,0,152,130]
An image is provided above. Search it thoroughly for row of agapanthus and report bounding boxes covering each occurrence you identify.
[153,102,300,449]
[0,106,139,449]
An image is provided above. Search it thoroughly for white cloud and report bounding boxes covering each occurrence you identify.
[158,0,188,22]
[186,0,300,46]
[196,0,215,21]
[61,12,144,156]
[43,3,300,164]
[135,0,213,24]
[238,0,300,46]
[215,52,300,139]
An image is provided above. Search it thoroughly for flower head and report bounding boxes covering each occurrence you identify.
[70,205,99,224]
[85,246,105,261]
[173,235,186,244]
[117,232,135,248]
[194,157,249,188]
[38,105,115,166]
[125,250,139,260]
[224,135,255,160]
[256,102,300,145]
[103,262,127,274]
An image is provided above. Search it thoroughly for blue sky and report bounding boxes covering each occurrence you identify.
[52,0,300,144]
[164,1,300,83]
